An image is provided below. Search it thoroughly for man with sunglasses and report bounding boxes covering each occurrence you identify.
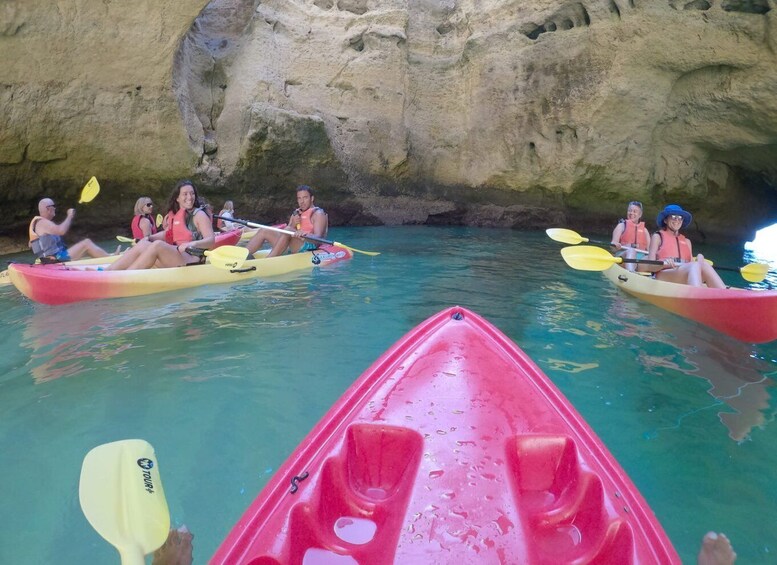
[28,198,110,263]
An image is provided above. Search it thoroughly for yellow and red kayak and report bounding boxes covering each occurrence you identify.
[8,244,351,305]
[212,307,679,564]
[603,264,777,343]
[0,230,243,286]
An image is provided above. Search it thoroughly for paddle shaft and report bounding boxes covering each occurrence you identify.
[620,257,743,270]
[619,257,664,267]
[214,215,333,247]
[714,265,747,274]
[592,236,648,255]
[611,255,764,279]
[626,257,762,276]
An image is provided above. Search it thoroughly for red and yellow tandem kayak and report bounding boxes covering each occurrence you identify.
[8,244,351,306]
[603,265,777,343]
[212,307,679,564]
[0,229,244,287]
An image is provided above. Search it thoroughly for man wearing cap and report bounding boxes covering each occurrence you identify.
[647,204,726,288]
[28,198,110,262]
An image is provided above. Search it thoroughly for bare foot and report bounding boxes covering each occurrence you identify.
[152,525,194,565]
[698,532,736,565]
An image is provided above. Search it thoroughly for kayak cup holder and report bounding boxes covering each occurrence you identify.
[507,434,636,563]
[281,424,423,565]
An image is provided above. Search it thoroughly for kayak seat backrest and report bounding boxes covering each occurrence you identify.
[507,435,636,564]
[212,229,242,249]
[283,424,423,565]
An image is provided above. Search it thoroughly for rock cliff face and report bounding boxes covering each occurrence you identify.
[1,0,776,244]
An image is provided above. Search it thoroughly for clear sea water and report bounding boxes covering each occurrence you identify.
[1,226,776,564]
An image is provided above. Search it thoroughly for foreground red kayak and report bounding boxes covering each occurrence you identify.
[603,265,777,343]
[213,307,679,564]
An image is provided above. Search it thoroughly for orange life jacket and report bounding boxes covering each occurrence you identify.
[618,219,649,250]
[295,207,323,234]
[656,229,692,263]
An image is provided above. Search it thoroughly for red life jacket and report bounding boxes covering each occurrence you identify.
[131,214,158,239]
[656,229,692,263]
[167,208,203,245]
[618,219,649,250]
[164,212,175,244]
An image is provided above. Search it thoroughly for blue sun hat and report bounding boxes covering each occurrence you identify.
[656,204,692,229]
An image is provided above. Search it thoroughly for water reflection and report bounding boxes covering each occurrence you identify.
[536,282,592,337]
[606,293,776,442]
[20,286,236,384]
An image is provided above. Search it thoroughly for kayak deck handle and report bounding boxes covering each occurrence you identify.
[290,471,309,494]
[230,266,257,274]
[618,275,628,282]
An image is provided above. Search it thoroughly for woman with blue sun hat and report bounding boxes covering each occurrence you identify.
[647,204,726,288]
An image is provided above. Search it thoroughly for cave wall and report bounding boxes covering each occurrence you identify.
[1,0,776,245]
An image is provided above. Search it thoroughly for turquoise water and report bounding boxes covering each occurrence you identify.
[1,226,776,564]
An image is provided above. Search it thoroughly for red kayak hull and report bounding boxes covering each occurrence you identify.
[213,307,678,564]
[603,265,777,343]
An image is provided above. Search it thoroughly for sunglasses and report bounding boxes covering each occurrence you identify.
[628,201,642,208]
[145,203,154,208]
[668,214,684,221]
[46,204,56,209]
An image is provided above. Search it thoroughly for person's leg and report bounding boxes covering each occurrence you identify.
[245,229,280,255]
[622,248,637,272]
[655,267,689,284]
[105,239,152,270]
[127,241,188,269]
[267,233,292,257]
[67,239,109,260]
[697,254,727,289]
[685,261,703,287]
[698,532,736,565]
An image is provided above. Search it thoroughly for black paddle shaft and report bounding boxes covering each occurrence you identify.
[620,257,664,266]
[621,257,743,273]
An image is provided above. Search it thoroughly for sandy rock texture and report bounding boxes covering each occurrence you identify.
[0,0,208,233]
[2,0,776,241]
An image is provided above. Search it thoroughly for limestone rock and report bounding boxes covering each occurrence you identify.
[1,0,776,242]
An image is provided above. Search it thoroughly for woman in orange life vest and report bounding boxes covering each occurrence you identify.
[610,201,650,272]
[647,204,726,288]
[130,197,158,239]
[245,185,328,258]
[106,180,215,270]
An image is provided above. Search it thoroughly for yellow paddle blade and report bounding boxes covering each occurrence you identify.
[546,228,588,245]
[79,439,170,565]
[156,214,163,228]
[560,245,622,271]
[78,176,100,204]
[333,241,381,256]
[116,235,135,244]
[205,245,250,270]
[740,262,769,283]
